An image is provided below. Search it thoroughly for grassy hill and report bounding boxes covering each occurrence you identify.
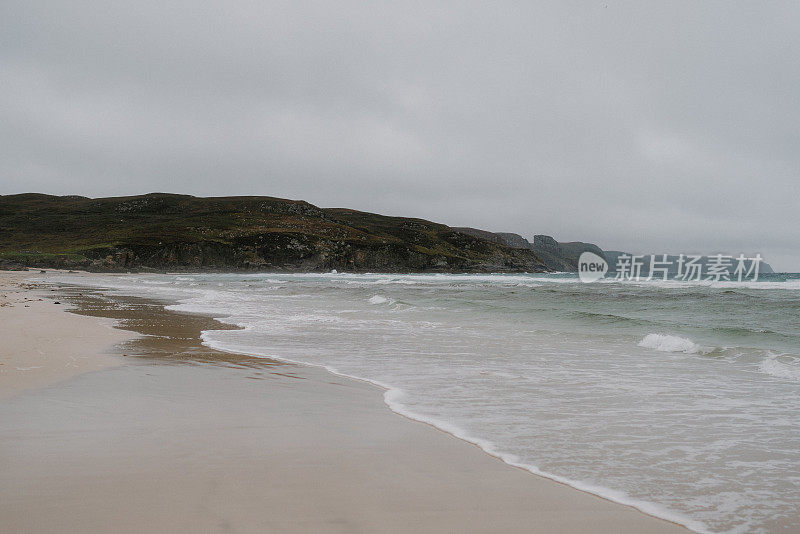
[0,193,547,273]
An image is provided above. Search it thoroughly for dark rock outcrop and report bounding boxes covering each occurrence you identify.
[533,235,559,252]
[495,233,532,249]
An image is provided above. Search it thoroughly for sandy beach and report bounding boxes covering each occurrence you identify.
[0,271,136,399]
[0,271,689,533]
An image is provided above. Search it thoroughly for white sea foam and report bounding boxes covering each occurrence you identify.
[368,295,391,304]
[620,277,800,291]
[638,333,701,354]
[759,354,800,382]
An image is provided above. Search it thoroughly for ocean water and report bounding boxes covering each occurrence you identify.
[52,272,800,533]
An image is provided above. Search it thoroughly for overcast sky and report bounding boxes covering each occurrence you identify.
[2,2,798,270]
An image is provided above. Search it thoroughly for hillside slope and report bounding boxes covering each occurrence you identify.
[0,193,547,273]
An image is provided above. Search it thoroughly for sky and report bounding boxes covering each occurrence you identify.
[1,2,799,270]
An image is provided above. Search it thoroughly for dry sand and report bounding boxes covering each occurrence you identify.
[0,271,136,399]
[0,272,690,533]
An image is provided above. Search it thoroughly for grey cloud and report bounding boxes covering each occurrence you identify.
[1,1,798,269]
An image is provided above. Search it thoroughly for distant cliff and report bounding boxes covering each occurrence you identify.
[452,228,604,271]
[0,193,548,273]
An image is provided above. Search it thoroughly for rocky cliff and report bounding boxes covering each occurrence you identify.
[452,228,604,271]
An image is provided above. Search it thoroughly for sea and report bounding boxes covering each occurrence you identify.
[52,271,800,533]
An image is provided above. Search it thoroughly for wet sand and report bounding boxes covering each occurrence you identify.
[0,273,689,533]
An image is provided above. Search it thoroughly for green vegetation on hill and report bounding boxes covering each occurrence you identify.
[0,193,547,273]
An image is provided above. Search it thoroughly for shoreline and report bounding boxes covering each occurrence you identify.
[1,270,690,533]
[255,354,704,534]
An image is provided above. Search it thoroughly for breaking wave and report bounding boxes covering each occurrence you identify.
[759,354,800,382]
[638,333,701,354]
